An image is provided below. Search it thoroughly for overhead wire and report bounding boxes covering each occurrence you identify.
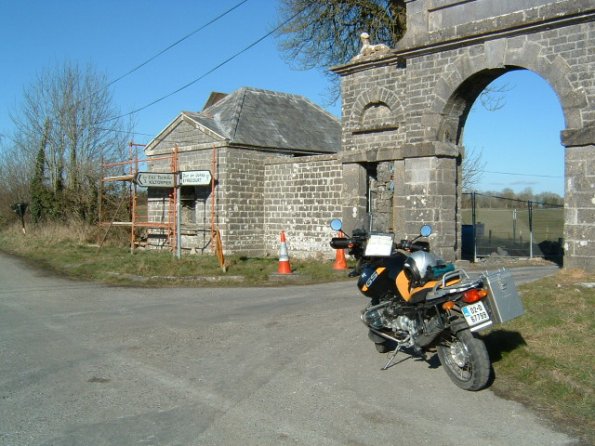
[25,0,251,138]
[106,0,249,88]
[102,5,311,124]
[483,170,562,178]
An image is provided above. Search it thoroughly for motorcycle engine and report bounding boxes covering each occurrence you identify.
[363,302,421,338]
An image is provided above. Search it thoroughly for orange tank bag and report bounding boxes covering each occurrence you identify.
[396,270,461,303]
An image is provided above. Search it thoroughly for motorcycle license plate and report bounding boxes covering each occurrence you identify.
[462,301,492,331]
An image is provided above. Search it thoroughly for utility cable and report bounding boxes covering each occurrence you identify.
[107,0,249,87]
[483,170,562,178]
[37,0,250,131]
[102,5,310,123]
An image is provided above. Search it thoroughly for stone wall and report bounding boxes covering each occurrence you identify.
[221,148,288,257]
[264,154,343,259]
[564,144,595,270]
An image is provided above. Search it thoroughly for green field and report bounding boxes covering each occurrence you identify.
[462,207,564,259]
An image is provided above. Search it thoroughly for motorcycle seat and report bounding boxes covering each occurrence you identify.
[396,271,435,303]
[396,270,462,304]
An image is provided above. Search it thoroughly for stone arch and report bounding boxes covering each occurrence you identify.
[348,87,404,133]
[427,39,587,145]
[335,2,594,270]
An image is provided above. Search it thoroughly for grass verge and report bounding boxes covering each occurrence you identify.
[484,269,594,445]
[0,223,351,286]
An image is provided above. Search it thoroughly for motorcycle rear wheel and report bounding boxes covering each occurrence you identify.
[437,329,491,391]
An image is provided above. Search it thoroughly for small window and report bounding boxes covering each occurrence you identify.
[180,186,197,202]
[181,186,196,224]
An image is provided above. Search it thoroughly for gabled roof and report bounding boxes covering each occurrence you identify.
[146,87,341,154]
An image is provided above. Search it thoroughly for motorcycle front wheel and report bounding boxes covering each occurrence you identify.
[437,329,491,391]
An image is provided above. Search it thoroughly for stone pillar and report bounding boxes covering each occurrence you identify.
[562,127,595,271]
[393,159,407,239]
[341,163,369,233]
[395,151,459,262]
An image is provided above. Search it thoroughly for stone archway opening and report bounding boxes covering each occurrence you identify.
[442,68,567,262]
[439,67,565,197]
[462,69,566,198]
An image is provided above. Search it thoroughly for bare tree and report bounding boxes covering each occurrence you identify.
[4,62,131,222]
[277,0,406,69]
[478,82,513,112]
[462,146,486,192]
[277,0,406,102]
[0,139,32,223]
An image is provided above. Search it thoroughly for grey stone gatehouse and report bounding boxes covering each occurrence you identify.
[145,87,343,257]
[145,0,594,271]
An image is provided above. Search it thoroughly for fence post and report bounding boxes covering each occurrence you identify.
[528,200,534,259]
[512,208,517,244]
[472,191,477,263]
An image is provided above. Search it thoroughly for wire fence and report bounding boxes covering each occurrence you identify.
[461,192,564,265]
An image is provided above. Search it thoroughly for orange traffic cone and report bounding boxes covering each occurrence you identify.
[332,230,348,270]
[277,231,292,274]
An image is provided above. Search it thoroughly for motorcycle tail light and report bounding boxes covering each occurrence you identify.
[462,288,488,303]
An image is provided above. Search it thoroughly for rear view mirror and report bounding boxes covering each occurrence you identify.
[420,225,432,237]
[330,219,343,231]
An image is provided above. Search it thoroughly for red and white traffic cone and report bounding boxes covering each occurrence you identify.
[277,231,292,274]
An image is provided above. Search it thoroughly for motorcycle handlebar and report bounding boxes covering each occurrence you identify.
[330,232,429,254]
[396,240,430,252]
[330,238,352,249]
[396,240,411,250]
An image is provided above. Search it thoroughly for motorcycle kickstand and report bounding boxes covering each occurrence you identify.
[382,343,405,370]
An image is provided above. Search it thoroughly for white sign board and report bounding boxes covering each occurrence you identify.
[180,170,212,186]
[364,233,395,257]
[135,172,175,188]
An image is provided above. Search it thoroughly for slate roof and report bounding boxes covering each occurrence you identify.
[149,87,341,154]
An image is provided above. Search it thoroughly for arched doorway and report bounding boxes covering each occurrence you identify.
[454,69,566,262]
[463,70,565,197]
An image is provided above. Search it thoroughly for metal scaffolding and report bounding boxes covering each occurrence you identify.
[99,143,179,253]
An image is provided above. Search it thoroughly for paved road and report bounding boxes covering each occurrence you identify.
[0,254,573,446]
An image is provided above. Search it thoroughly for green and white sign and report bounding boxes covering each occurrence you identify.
[135,172,175,188]
[180,170,212,186]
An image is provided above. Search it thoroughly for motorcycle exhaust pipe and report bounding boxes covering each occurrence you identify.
[363,311,444,347]
[367,326,409,344]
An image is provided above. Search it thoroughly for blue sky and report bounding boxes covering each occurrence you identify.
[0,0,565,196]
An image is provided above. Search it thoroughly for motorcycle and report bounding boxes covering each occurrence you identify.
[329,219,524,391]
